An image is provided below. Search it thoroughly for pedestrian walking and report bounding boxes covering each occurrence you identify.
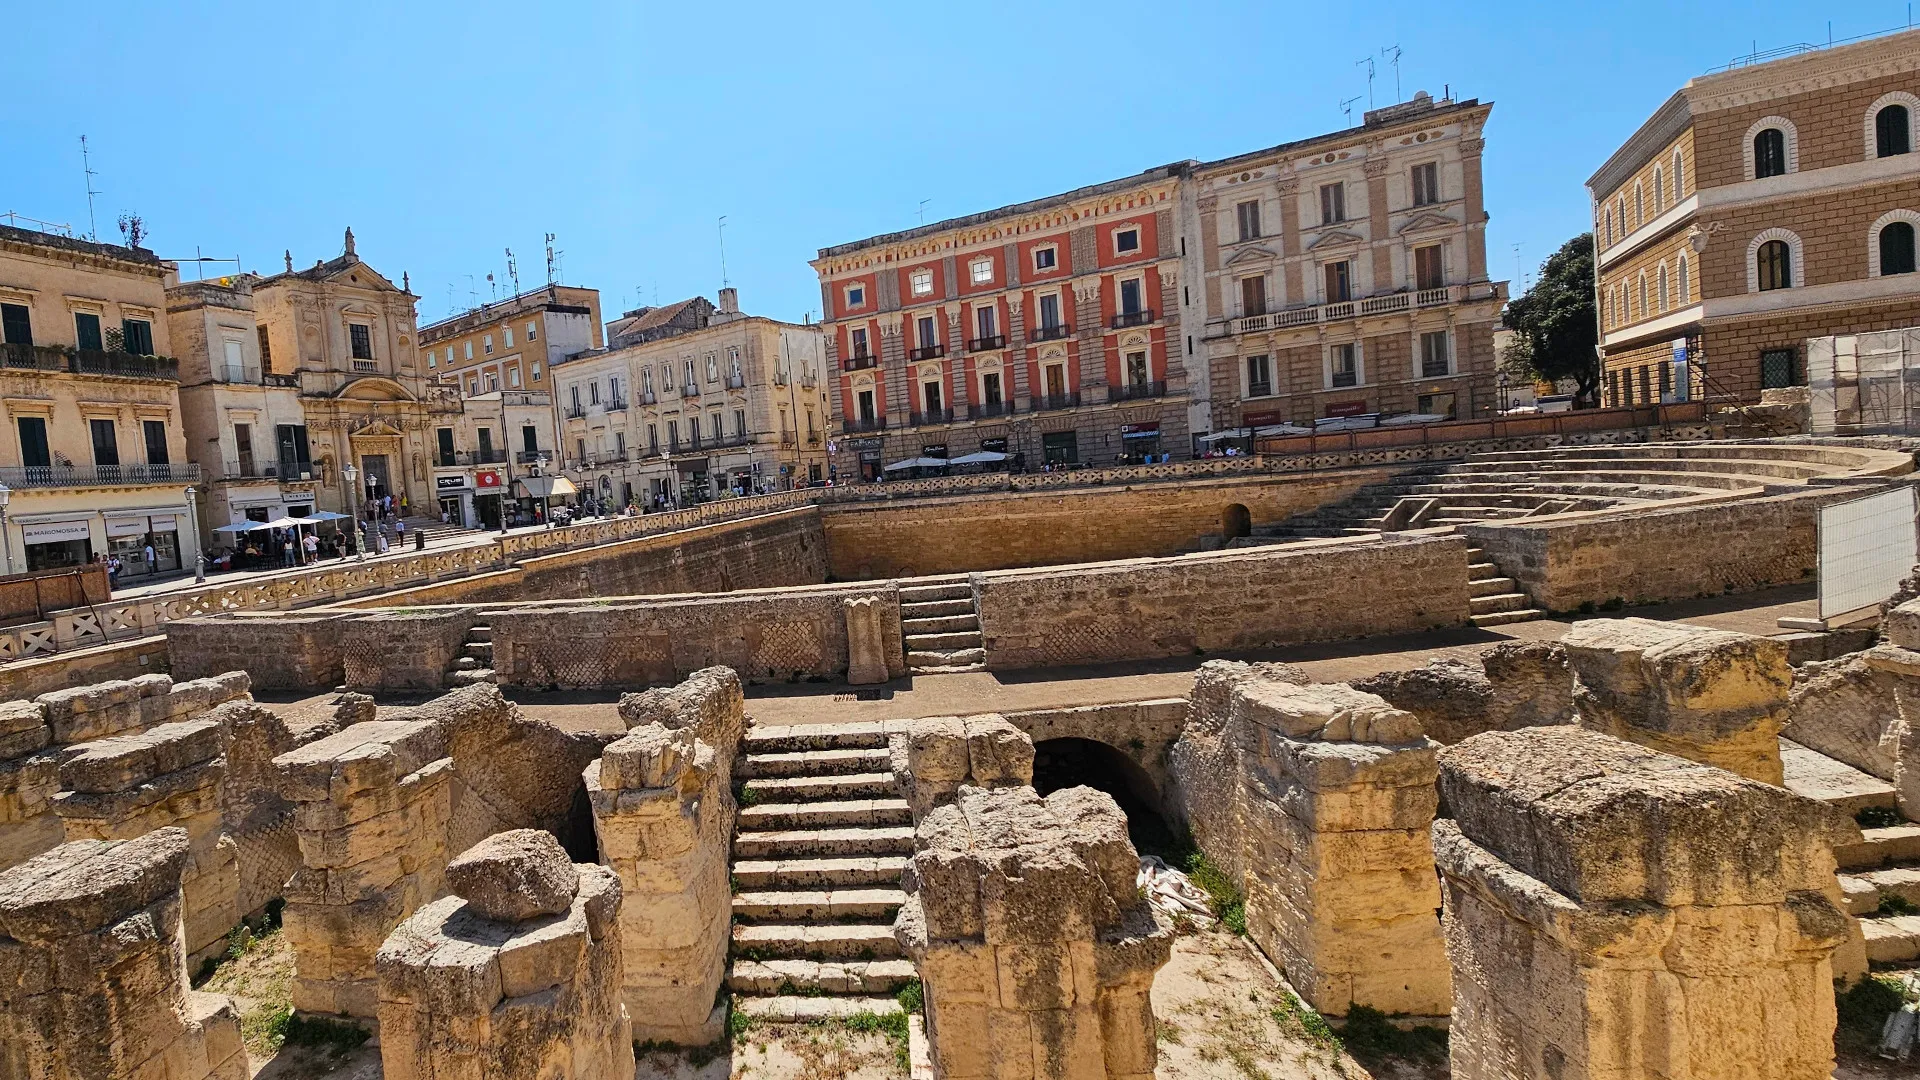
[303,531,319,564]
[395,518,406,543]
[107,555,121,588]
[143,541,157,576]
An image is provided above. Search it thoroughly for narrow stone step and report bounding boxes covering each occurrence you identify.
[1863,915,1920,964]
[464,641,493,659]
[904,631,984,651]
[731,856,908,890]
[743,772,899,802]
[738,799,913,831]
[902,614,980,635]
[739,748,892,780]
[454,656,481,671]
[912,663,988,675]
[1469,576,1518,598]
[1840,867,1920,915]
[902,598,974,619]
[1470,593,1531,616]
[728,958,917,995]
[732,888,906,922]
[1467,561,1499,576]
[1470,609,1545,628]
[1781,739,1899,817]
[746,724,891,753]
[899,582,971,603]
[732,995,903,1021]
[449,669,496,686]
[1841,874,1882,916]
[907,647,985,668]
[731,921,903,960]
[1838,825,1920,871]
[467,625,492,642]
[732,826,916,859]
[1466,548,1485,560]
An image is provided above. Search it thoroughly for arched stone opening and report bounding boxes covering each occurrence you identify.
[1222,503,1252,541]
[1032,737,1173,856]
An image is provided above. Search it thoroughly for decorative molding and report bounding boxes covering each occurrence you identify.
[1742,116,1800,180]
[1865,91,1920,160]
[1225,244,1281,266]
[1868,208,1920,277]
[1745,227,1805,294]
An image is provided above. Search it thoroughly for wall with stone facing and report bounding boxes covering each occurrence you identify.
[999,699,1188,813]
[340,611,476,693]
[168,613,350,689]
[0,635,169,701]
[1462,486,1892,613]
[1435,726,1855,1080]
[977,535,1470,670]
[821,469,1399,579]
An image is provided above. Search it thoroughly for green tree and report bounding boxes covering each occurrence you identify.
[1502,233,1600,407]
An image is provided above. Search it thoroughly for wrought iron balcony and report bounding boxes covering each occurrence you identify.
[842,353,877,371]
[681,384,700,397]
[1108,379,1167,402]
[516,450,547,464]
[842,415,887,433]
[909,344,945,361]
[1030,324,1072,342]
[967,335,1006,352]
[1,343,180,381]
[639,391,657,405]
[1029,391,1080,412]
[222,459,314,482]
[564,404,588,419]
[1110,309,1155,329]
[908,408,953,427]
[727,374,746,389]
[0,463,201,488]
[967,401,1012,420]
[606,396,629,412]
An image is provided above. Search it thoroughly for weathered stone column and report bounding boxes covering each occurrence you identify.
[1230,677,1449,1017]
[587,667,744,1045]
[53,715,240,963]
[274,717,453,1020]
[376,830,633,1080]
[846,595,891,685]
[0,698,61,869]
[895,785,1172,1080]
[0,828,246,1080]
[1435,726,1854,1080]
[890,713,1034,818]
[1563,617,1789,783]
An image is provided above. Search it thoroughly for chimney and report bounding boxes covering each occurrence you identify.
[718,287,739,315]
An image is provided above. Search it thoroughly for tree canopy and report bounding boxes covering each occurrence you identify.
[1502,233,1600,407]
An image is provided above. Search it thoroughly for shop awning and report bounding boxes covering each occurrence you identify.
[517,476,579,499]
[884,457,949,471]
[946,451,1008,465]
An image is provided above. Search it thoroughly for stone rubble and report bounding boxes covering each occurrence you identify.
[889,712,1035,817]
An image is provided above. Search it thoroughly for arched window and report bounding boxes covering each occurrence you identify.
[1754,128,1788,178]
[1678,255,1690,304]
[1634,183,1644,226]
[1672,150,1685,202]
[1651,167,1664,214]
[1879,105,1912,158]
[1603,205,1613,247]
[1756,240,1792,290]
[1882,222,1917,276]
[1638,273,1649,316]
[1657,265,1670,312]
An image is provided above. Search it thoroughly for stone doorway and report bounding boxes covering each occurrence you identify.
[1032,736,1173,856]
[360,454,392,503]
[1223,502,1252,540]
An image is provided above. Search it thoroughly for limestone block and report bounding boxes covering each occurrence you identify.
[1564,618,1790,783]
[36,678,143,743]
[845,594,892,686]
[1230,679,1424,745]
[895,785,1171,1080]
[1786,644,1920,818]
[1350,659,1494,744]
[0,749,64,869]
[1481,639,1573,729]
[0,699,50,762]
[1885,598,1920,650]
[1437,726,1854,1080]
[149,671,252,728]
[438,683,614,847]
[332,692,377,728]
[896,714,1036,818]
[0,828,245,1080]
[446,829,579,923]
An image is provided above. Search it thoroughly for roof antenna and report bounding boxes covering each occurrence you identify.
[80,135,101,242]
[544,233,558,288]
[1339,95,1362,125]
[505,248,519,296]
[717,216,730,289]
[1355,55,1377,109]
[1381,45,1403,103]
[918,199,931,226]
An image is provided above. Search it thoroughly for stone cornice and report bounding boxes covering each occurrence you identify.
[1686,28,1920,114]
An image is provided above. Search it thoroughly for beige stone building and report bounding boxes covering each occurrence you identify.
[553,288,830,506]
[426,389,557,527]
[416,283,602,397]
[1195,93,1506,432]
[0,224,198,580]
[1590,28,1920,405]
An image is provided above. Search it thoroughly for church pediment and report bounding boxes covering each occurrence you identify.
[1397,212,1458,236]
[338,376,417,403]
[1224,244,1281,266]
[1306,229,1366,251]
[350,419,405,437]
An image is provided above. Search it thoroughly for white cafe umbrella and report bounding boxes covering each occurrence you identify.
[212,521,267,533]
[296,510,351,521]
[884,457,947,471]
[946,451,1008,465]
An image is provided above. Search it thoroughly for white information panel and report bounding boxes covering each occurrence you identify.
[1819,486,1919,620]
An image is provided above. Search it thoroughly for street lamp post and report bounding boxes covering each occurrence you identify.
[343,463,366,562]
[185,485,206,583]
[0,482,12,577]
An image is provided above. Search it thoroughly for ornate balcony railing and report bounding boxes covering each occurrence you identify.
[1030,324,1072,342]
[842,354,877,371]
[1108,379,1167,402]
[909,344,945,361]
[1229,285,1491,335]
[1110,309,1155,329]
[1029,391,1080,412]
[967,401,1012,420]
[0,463,202,488]
[842,415,887,433]
[908,408,954,427]
[967,334,1006,352]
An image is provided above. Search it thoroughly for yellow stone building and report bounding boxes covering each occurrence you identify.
[0,224,197,581]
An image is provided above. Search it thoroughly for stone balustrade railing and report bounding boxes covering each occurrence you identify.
[0,489,815,664]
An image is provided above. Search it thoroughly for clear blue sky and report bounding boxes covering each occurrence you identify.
[7,1,1895,327]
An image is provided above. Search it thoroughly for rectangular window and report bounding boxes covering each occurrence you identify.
[1760,348,1800,390]
[970,258,993,285]
[478,428,494,459]
[1414,245,1446,291]
[349,324,373,360]
[667,420,680,451]
[1324,261,1353,303]
[1119,278,1143,315]
[508,366,521,388]
[846,284,866,307]
[483,334,493,354]
[1240,276,1267,317]
[1125,351,1149,387]
[850,327,869,357]
[615,431,626,456]
[1247,355,1272,398]
[1320,182,1346,225]
[1236,200,1262,241]
[121,318,154,355]
[710,414,723,440]
[1114,227,1140,253]
[917,316,938,349]
[1,303,31,345]
[910,269,934,297]
[17,417,49,469]
[74,312,102,351]
[976,306,997,340]
[275,424,312,474]
[857,390,877,423]
[522,425,538,454]
[1411,162,1440,206]
[982,371,1003,405]
[142,420,169,465]
[589,381,600,405]
[90,418,119,466]
[577,437,587,461]
[233,423,254,476]
[734,409,747,437]
[571,386,581,410]
[260,327,275,367]
[648,424,659,454]
[503,326,513,347]
[1637,365,1651,403]
[531,362,541,380]
[468,377,479,395]
[1033,246,1057,271]
[526,322,537,341]
[1420,331,1451,378]
[1038,294,1061,329]
[1658,360,1672,397]
[1330,343,1358,388]
[464,342,474,360]
[436,428,456,467]
[922,381,943,415]
[484,372,497,392]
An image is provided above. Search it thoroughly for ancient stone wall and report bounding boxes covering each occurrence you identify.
[889,713,1035,818]
[999,699,1188,811]
[1786,600,1920,817]
[1351,640,1573,744]
[894,784,1173,1080]
[340,610,477,692]
[1461,485,1889,613]
[822,468,1398,579]
[168,612,349,688]
[1435,727,1855,1080]
[0,634,170,701]
[586,667,745,1045]
[977,535,1470,670]
[0,829,247,1080]
[376,831,633,1080]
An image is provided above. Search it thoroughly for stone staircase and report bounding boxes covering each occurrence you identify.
[1466,543,1543,627]
[728,722,914,1020]
[901,577,986,675]
[1790,741,1920,966]
[448,623,496,686]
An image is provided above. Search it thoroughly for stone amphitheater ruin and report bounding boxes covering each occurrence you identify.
[11,426,1920,1079]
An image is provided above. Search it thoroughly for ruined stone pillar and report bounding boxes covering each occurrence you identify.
[845,595,891,686]
[895,785,1172,1080]
[0,828,246,1080]
[1230,677,1450,1017]
[890,713,1034,818]
[1563,617,1789,783]
[274,717,453,1020]
[376,830,633,1080]
[52,715,239,963]
[0,699,61,869]
[1436,726,1854,1080]
[588,667,744,1045]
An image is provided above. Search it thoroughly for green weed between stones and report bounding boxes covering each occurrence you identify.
[1183,852,1246,935]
